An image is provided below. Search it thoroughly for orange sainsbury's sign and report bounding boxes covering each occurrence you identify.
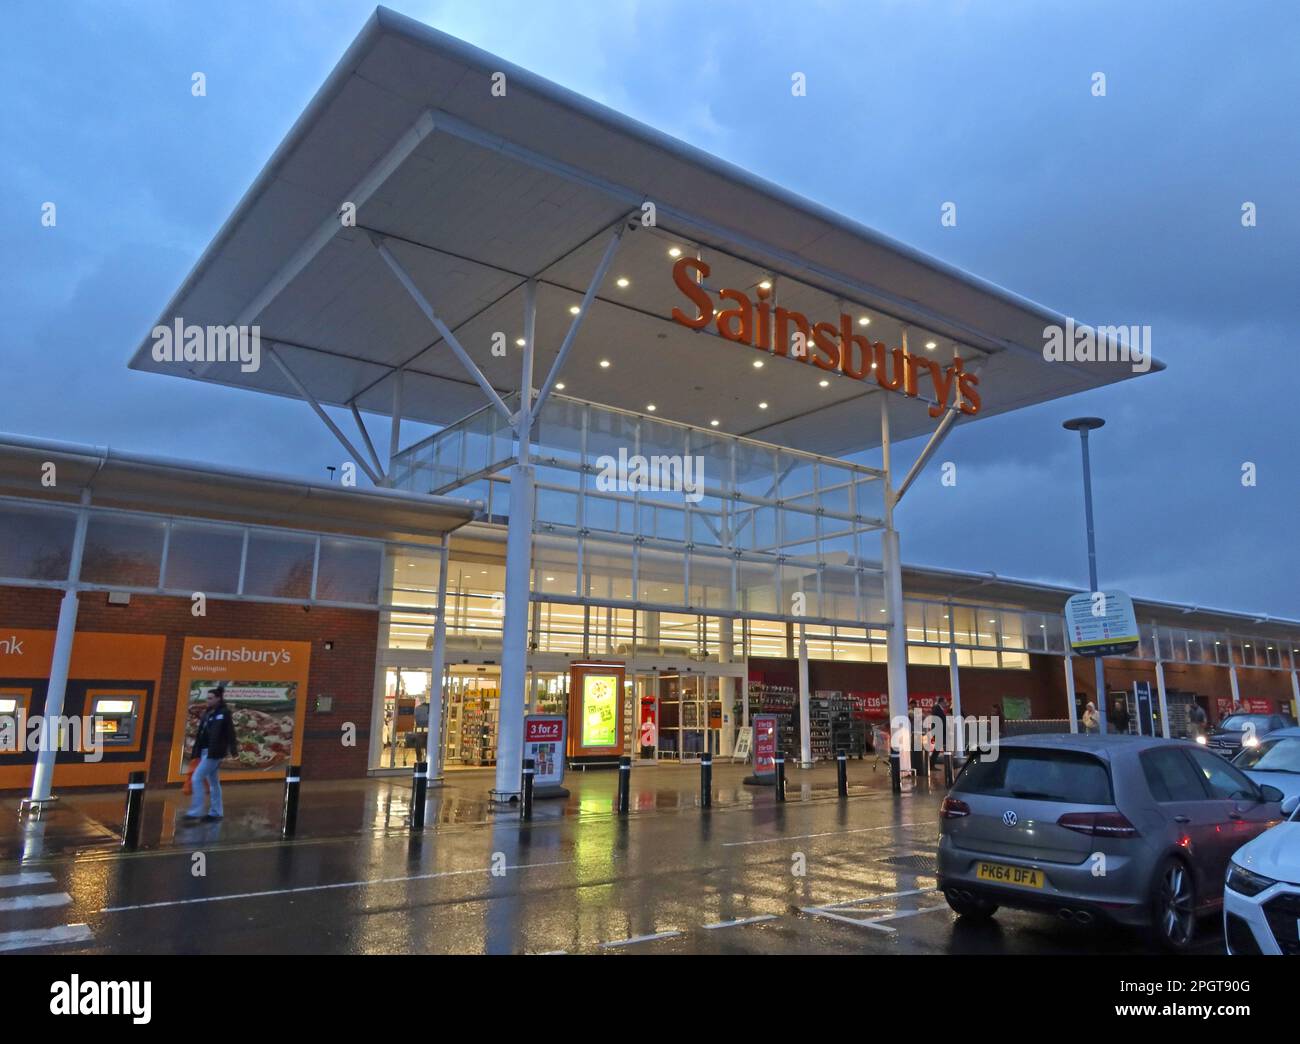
[670,257,981,417]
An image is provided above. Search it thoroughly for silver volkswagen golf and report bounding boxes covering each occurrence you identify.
[937,734,1284,949]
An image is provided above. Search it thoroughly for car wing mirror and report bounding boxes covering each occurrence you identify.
[1281,794,1300,817]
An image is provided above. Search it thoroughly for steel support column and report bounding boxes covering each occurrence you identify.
[491,280,537,803]
[797,625,813,769]
[427,533,450,784]
[26,491,91,808]
[1153,623,1171,739]
[880,391,911,776]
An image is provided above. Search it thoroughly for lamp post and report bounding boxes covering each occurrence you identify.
[1063,417,1109,734]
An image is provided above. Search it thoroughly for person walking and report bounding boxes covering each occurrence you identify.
[184,685,238,822]
[1081,700,1100,734]
[1111,698,1131,735]
[1189,701,1208,741]
[930,697,949,764]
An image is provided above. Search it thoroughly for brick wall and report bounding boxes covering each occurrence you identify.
[0,584,379,787]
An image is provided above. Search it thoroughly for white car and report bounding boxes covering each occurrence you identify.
[1224,794,1300,954]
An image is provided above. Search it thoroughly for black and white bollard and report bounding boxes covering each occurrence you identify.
[944,751,955,787]
[775,752,786,802]
[522,757,535,821]
[700,751,712,808]
[616,755,631,815]
[281,763,301,838]
[890,749,901,794]
[411,761,428,831]
[836,749,848,797]
[122,770,145,850]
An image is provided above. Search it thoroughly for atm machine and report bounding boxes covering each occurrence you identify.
[0,696,21,747]
[89,694,144,749]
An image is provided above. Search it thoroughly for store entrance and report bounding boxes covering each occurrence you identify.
[638,670,723,761]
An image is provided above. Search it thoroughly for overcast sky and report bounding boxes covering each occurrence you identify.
[2,1,1297,618]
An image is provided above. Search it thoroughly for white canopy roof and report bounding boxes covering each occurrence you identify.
[128,6,1160,457]
[0,433,477,544]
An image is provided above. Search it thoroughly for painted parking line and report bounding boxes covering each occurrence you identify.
[802,905,899,933]
[801,888,945,933]
[701,914,779,930]
[0,892,71,913]
[0,923,93,953]
[721,823,924,847]
[0,873,55,889]
[821,887,937,909]
[97,859,574,913]
[600,930,682,948]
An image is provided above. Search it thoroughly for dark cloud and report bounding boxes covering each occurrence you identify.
[2,1,1295,616]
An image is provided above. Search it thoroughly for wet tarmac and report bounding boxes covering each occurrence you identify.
[0,762,1226,955]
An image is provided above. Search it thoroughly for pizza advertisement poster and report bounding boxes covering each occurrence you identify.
[168,637,312,782]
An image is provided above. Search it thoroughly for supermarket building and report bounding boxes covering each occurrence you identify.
[4,9,1297,798]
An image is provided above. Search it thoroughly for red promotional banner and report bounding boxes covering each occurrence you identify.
[1245,697,1274,715]
[852,691,889,719]
[752,714,777,776]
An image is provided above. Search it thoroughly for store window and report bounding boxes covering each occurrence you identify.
[164,521,243,593]
[81,514,165,588]
[0,502,75,581]
[315,538,382,604]
[243,532,315,599]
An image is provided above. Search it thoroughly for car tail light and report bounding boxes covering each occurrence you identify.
[1057,811,1139,838]
[940,797,971,819]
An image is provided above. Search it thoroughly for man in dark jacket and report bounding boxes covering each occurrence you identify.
[184,685,238,822]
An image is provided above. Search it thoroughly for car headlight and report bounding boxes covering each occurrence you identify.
[1242,735,1259,748]
[1195,735,1208,745]
[1226,862,1276,897]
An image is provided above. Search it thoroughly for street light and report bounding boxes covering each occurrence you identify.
[1063,417,1109,733]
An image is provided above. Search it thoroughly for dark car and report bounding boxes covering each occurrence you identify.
[1202,713,1293,759]
[937,734,1284,949]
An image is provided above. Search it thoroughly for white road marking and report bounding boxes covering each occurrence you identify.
[822,887,938,909]
[801,888,945,932]
[600,930,681,948]
[701,914,778,930]
[0,923,93,953]
[865,904,948,925]
[722,823,924,847]
[97,859,574,913]
[0,892,71,913]
[802,906,898,933]
[0,873,55,889]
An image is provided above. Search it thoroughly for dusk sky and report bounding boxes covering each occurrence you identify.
[3,1,1297,617]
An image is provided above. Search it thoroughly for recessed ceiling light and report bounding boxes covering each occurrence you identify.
[710,419,719,426]
[616,277,630,288]
[546,576,555,582]
[555,382,565,390]
[870,361,877,369]
[758,280,772,290]
[925,341,937,350]
[515,338,526,346]
[753,359,764,368]
[758,401,768,409]
[569,305,580,315]
[646,404,656,412]
[599,360,610,368]
[858,316,870,326]
[819,379,829,387]
[668,247,682,258]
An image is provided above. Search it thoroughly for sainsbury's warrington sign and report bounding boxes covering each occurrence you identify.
[670,257,982,416]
